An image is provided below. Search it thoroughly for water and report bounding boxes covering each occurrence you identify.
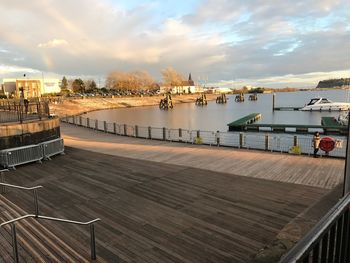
[84,89,350,132]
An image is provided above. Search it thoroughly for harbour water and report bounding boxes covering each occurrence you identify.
[84,89,350,132]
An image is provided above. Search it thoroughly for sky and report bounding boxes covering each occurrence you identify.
[0,0,350,88]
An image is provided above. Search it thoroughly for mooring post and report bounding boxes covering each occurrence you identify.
[265,134,269,151]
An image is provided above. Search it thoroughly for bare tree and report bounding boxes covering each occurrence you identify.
[106,70,156,91]
[161,67,185,87]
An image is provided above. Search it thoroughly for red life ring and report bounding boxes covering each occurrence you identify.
[319,137,336,152]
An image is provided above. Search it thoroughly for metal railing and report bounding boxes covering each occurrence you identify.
[0,215,100,262]
[39,138,65,160]
[0,170,100,261]
[0,100,50,124]
[0,144,43,169]
[62,115,347,158]
[279,193,350,263]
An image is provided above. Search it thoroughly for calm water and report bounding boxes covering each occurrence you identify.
[84,89,350,132]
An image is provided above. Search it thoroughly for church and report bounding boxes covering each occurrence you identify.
[170,73,197,94]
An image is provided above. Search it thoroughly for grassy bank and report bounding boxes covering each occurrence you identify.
[50,93,218,117]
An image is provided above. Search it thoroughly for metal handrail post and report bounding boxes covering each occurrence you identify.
[33,189,39,217]
[0,169,9,193]
[90,223,96,260]
[12,224,19,263]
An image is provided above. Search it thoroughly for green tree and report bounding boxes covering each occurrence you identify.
[72,78,85,93]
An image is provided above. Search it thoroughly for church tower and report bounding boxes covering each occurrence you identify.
[188,73,194,86]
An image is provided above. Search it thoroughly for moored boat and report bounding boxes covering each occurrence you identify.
[300,97,350,111]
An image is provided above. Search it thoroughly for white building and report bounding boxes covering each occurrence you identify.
[2,78,61,98]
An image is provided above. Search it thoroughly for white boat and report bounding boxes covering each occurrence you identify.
[300,97,350,111]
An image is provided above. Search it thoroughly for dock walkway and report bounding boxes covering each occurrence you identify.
[61,123,344,189]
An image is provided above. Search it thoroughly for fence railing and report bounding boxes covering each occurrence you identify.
[0,170,100,261]
[0,100,50,123]
[62,115,347,158]
[279,192,350,263]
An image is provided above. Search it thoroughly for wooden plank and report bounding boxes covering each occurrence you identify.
[0,147,331,262]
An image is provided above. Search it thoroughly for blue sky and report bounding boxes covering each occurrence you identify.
[0,0,349,88]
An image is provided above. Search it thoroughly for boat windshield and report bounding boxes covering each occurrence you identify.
[307,98,320,106]
[319,98,332,104]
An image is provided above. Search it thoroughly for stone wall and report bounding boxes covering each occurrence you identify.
[0,118,60,150]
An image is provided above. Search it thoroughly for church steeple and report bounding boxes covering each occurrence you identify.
[188,73,194,86]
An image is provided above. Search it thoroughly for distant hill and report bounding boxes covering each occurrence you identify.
[316,78,350,88]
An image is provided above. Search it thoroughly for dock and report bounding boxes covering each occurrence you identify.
[273,106,302,111]
[227,113,261,127]
[228,114,347,134]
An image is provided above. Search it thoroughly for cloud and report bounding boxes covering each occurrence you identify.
[0,0,349,87]
[38,39,68,48]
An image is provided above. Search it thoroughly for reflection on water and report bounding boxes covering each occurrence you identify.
[84,89,350,131]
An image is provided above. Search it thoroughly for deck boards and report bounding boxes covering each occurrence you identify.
[0,147,330,262]
[60,123,345,189]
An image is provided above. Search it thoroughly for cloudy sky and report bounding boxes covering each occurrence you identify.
[0,0,350,88]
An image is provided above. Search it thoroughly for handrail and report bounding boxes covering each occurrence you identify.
[279,192,350,262]
[0,183,43,191]
[36,215,100,225]
[0,214,100,261]
[0,214,100,227]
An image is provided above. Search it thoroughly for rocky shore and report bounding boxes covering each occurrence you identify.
[50,93,218,117]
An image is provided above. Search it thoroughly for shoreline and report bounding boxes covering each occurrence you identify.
[50,93,218,117]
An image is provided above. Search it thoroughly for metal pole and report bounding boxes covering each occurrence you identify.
[343,111,350,196]
[272,93,275,112]
[33,189,39,217]
[90,224,96,260]
[12,224,19,263]
[1,171,6,193]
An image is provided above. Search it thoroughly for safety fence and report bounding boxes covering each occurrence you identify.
[62,115,347,158]
[0,100,50,123]
[0,138,64,169]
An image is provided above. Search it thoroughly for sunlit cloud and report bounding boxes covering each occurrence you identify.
[38,39,69,48]
[0,0,349,88]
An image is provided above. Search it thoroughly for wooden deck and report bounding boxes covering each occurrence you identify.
[0,147,330,262]
[61,123,345,189]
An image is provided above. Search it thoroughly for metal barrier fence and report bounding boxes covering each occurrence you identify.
[62,115,347,158]
[0,145,43,169]
[39,138,65,160]
[0,100,50,123]
[279,192,350,263]
[0,138,64,169]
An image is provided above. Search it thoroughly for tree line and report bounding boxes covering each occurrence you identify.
[61,67,187,93]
